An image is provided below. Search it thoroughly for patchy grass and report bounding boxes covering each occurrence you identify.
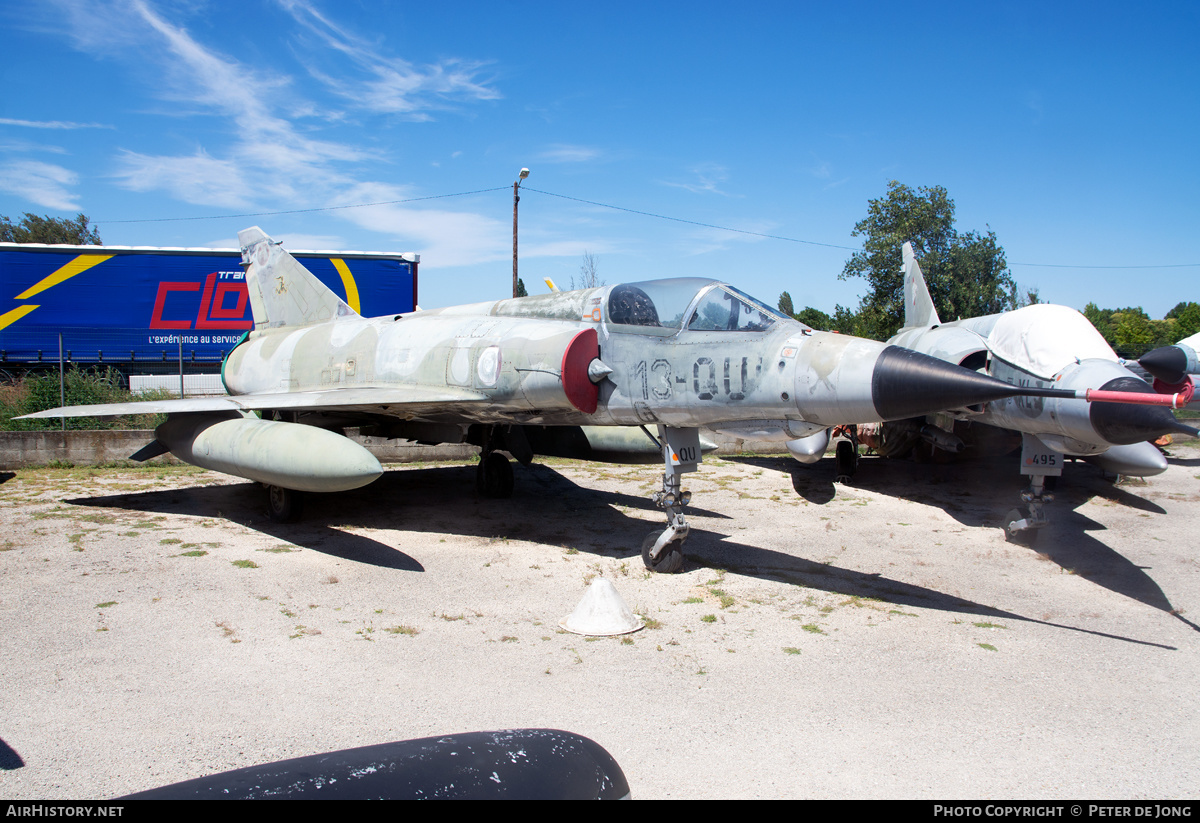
[385,625,419,636]
[231,559,258,569]
[714,591,735,609]
[783,647,802,655]
[95,601,117,609]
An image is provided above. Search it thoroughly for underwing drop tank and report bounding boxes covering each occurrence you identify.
[154,413,383,492]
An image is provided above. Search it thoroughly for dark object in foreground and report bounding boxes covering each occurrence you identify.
[121,729,630,799]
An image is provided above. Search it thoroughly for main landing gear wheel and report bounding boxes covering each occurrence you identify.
[641,531,684,574]
[1003,508,1039,546]
[266,484,304,523]
[476,452,514,499]
[834,438,857,483]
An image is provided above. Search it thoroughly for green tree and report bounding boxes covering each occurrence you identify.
[830,303,869,336]
[516,277,528,297]
[1166,301,1200,340]
[0,213,102,244]
[1083,302,1116,348]
[1113,308,1157,357]
[1083,304,1175,357]
[777,291,795,318]
[839,181,1017,339]
[796,306,831,330]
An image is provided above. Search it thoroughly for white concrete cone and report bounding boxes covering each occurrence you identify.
[559,577,644,636]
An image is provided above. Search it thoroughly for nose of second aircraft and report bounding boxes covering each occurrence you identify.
[1089,375,1198,445]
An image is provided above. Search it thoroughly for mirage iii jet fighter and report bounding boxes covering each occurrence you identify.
[793,242,1195,543]
[24,228,1088,572]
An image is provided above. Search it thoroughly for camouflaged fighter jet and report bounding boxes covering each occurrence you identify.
[789,242,1195,545]
[22,228,1096,572]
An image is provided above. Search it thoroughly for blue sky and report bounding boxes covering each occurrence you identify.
[1,0,1196,320]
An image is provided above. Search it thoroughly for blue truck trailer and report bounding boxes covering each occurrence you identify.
[0,242,418,374]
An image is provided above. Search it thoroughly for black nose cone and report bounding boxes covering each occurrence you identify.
[1090,376,1198,444]
[871,345,1040,421]
[1139,345,1189,385]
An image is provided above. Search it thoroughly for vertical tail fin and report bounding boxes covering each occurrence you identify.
[238,226,358,329]
[901,241,940,329]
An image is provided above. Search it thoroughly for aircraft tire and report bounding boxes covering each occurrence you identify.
[834,439,857,483]
[477,453,514,499]
[266,485,304,523]
[1003,508,1039,546]
[641,531,684,573]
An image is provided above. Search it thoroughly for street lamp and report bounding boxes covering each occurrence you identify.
[513,167,529,298]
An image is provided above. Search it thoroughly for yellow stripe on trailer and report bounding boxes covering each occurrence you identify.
[330,258,361,315]
[0,304,40,331]
[14,254,114,300]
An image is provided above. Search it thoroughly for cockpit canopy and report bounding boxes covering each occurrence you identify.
[605,278,784,334]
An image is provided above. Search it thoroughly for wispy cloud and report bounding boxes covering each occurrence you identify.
[0,160,81,210]
[0,118,113,130]
[537,144,602,164]
[278,0,500,116]
[201,233,347,251]
[682,220,773,255]
[0,140,69,155]
[661,163,736,196]
[330,182,509,268]
[115,149,250,209]
[35,0,509,266]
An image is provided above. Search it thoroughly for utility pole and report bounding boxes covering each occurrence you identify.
[512,167,529,298]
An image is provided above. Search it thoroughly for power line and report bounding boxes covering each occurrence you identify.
[526,188,1200,268]
[93,182,1199,269]
[523,187,860,251]
[98,187,509,224]
[1010,261,1199,269]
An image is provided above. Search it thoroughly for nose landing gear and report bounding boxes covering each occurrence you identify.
[640,425,701,574]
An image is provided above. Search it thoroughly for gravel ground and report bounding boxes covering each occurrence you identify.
[1,443,1198,799]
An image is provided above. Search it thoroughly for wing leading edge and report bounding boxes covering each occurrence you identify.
[17,385,489,420]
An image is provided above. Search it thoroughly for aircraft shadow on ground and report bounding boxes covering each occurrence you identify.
[1165,453,1200,468]
[63,460,1186,647]
[679,527,1178,650]
[749,453,1192,630]
[70,478,428,572]
[66,462,729,574]
[0,736,24,770]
